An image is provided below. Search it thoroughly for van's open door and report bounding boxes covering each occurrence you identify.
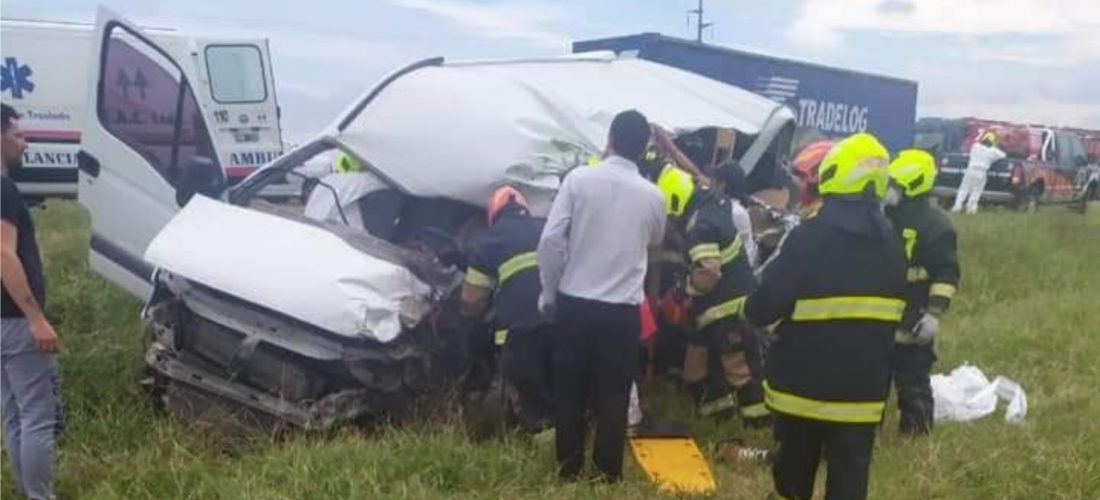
[78,6,225,298]
[193,39,284,182]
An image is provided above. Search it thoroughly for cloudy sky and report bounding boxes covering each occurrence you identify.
[6,0,1099,142]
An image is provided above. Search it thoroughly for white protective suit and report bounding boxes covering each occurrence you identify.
[303,172,388,230]
[952,142,1006,214]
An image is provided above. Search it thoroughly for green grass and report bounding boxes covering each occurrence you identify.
[4,201,1099,499]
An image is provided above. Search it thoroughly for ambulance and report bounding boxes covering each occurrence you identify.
[1,17,283,198]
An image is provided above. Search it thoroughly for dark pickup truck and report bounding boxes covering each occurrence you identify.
[932,153,1032,209]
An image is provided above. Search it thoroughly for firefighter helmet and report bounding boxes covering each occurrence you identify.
[792,139,835,185]
[333,152,363,174]
[487,186,529,225]
[980,131,998,146]
[888,149,937,198]
[657,165,696,217]
[817,133,891,199]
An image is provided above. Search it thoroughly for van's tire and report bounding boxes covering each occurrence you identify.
[1074,181,1099,214]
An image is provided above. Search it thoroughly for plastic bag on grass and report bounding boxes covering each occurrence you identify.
[931,364,1027,423]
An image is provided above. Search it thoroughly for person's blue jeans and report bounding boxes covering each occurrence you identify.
[2,318,62,500]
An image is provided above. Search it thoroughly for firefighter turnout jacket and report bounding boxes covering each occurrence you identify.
[465,210,546,337]
[744,199,907,423]
[686,191,757,331]
[885,196,961,330]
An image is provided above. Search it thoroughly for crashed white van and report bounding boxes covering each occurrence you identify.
[82,10,795,429]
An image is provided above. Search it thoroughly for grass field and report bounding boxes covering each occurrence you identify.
[3,200,1099,499]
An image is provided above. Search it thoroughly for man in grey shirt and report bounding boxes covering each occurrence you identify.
[537,110,666,482]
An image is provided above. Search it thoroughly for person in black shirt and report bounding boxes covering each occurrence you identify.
[2,103,62,500]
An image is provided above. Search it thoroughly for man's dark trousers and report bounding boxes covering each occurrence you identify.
[772,414,878,500]
[552,293,639,482]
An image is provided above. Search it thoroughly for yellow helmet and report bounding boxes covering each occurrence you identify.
[888,149,937,198]
[333,152,363,173]
[657,165,696,217]
[817,133,891,199]
[979,131,997,146]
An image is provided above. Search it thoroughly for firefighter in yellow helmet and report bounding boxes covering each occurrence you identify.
[656,165,768,426]
[743,133,906,500]
[884,149,961,436]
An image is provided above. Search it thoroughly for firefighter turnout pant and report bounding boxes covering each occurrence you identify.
[552,293,640,482]
[498,326,554,432]
[772,414,877,500]
[681,321,767,422]
[891,342,936,435]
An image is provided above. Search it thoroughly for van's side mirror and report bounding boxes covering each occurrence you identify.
[175,156,227,207]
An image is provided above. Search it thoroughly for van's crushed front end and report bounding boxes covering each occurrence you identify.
[140,197,465,431]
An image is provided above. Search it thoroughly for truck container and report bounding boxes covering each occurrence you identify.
[574,33,919,153]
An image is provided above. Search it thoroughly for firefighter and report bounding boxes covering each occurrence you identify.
[460,186,553,433]
[657,164,769,426]
[791,139,834,219]
[712,160,759,269]
[884,149,961,436]
[744,133,907,500]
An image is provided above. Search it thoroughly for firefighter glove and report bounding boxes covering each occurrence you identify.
[911,313,939,345]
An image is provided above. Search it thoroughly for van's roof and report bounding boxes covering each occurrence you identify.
[326,52,794,212]
[1,17,178,35]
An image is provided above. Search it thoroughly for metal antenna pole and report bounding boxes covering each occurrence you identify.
[689,0,713,43]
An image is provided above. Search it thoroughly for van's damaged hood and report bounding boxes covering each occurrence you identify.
[144,196,433,342]
[263,53,795,216]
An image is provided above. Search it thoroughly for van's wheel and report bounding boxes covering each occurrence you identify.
[1075,183,1098,214]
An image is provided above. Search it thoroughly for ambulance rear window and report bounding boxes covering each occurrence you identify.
[205,45,267,104]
